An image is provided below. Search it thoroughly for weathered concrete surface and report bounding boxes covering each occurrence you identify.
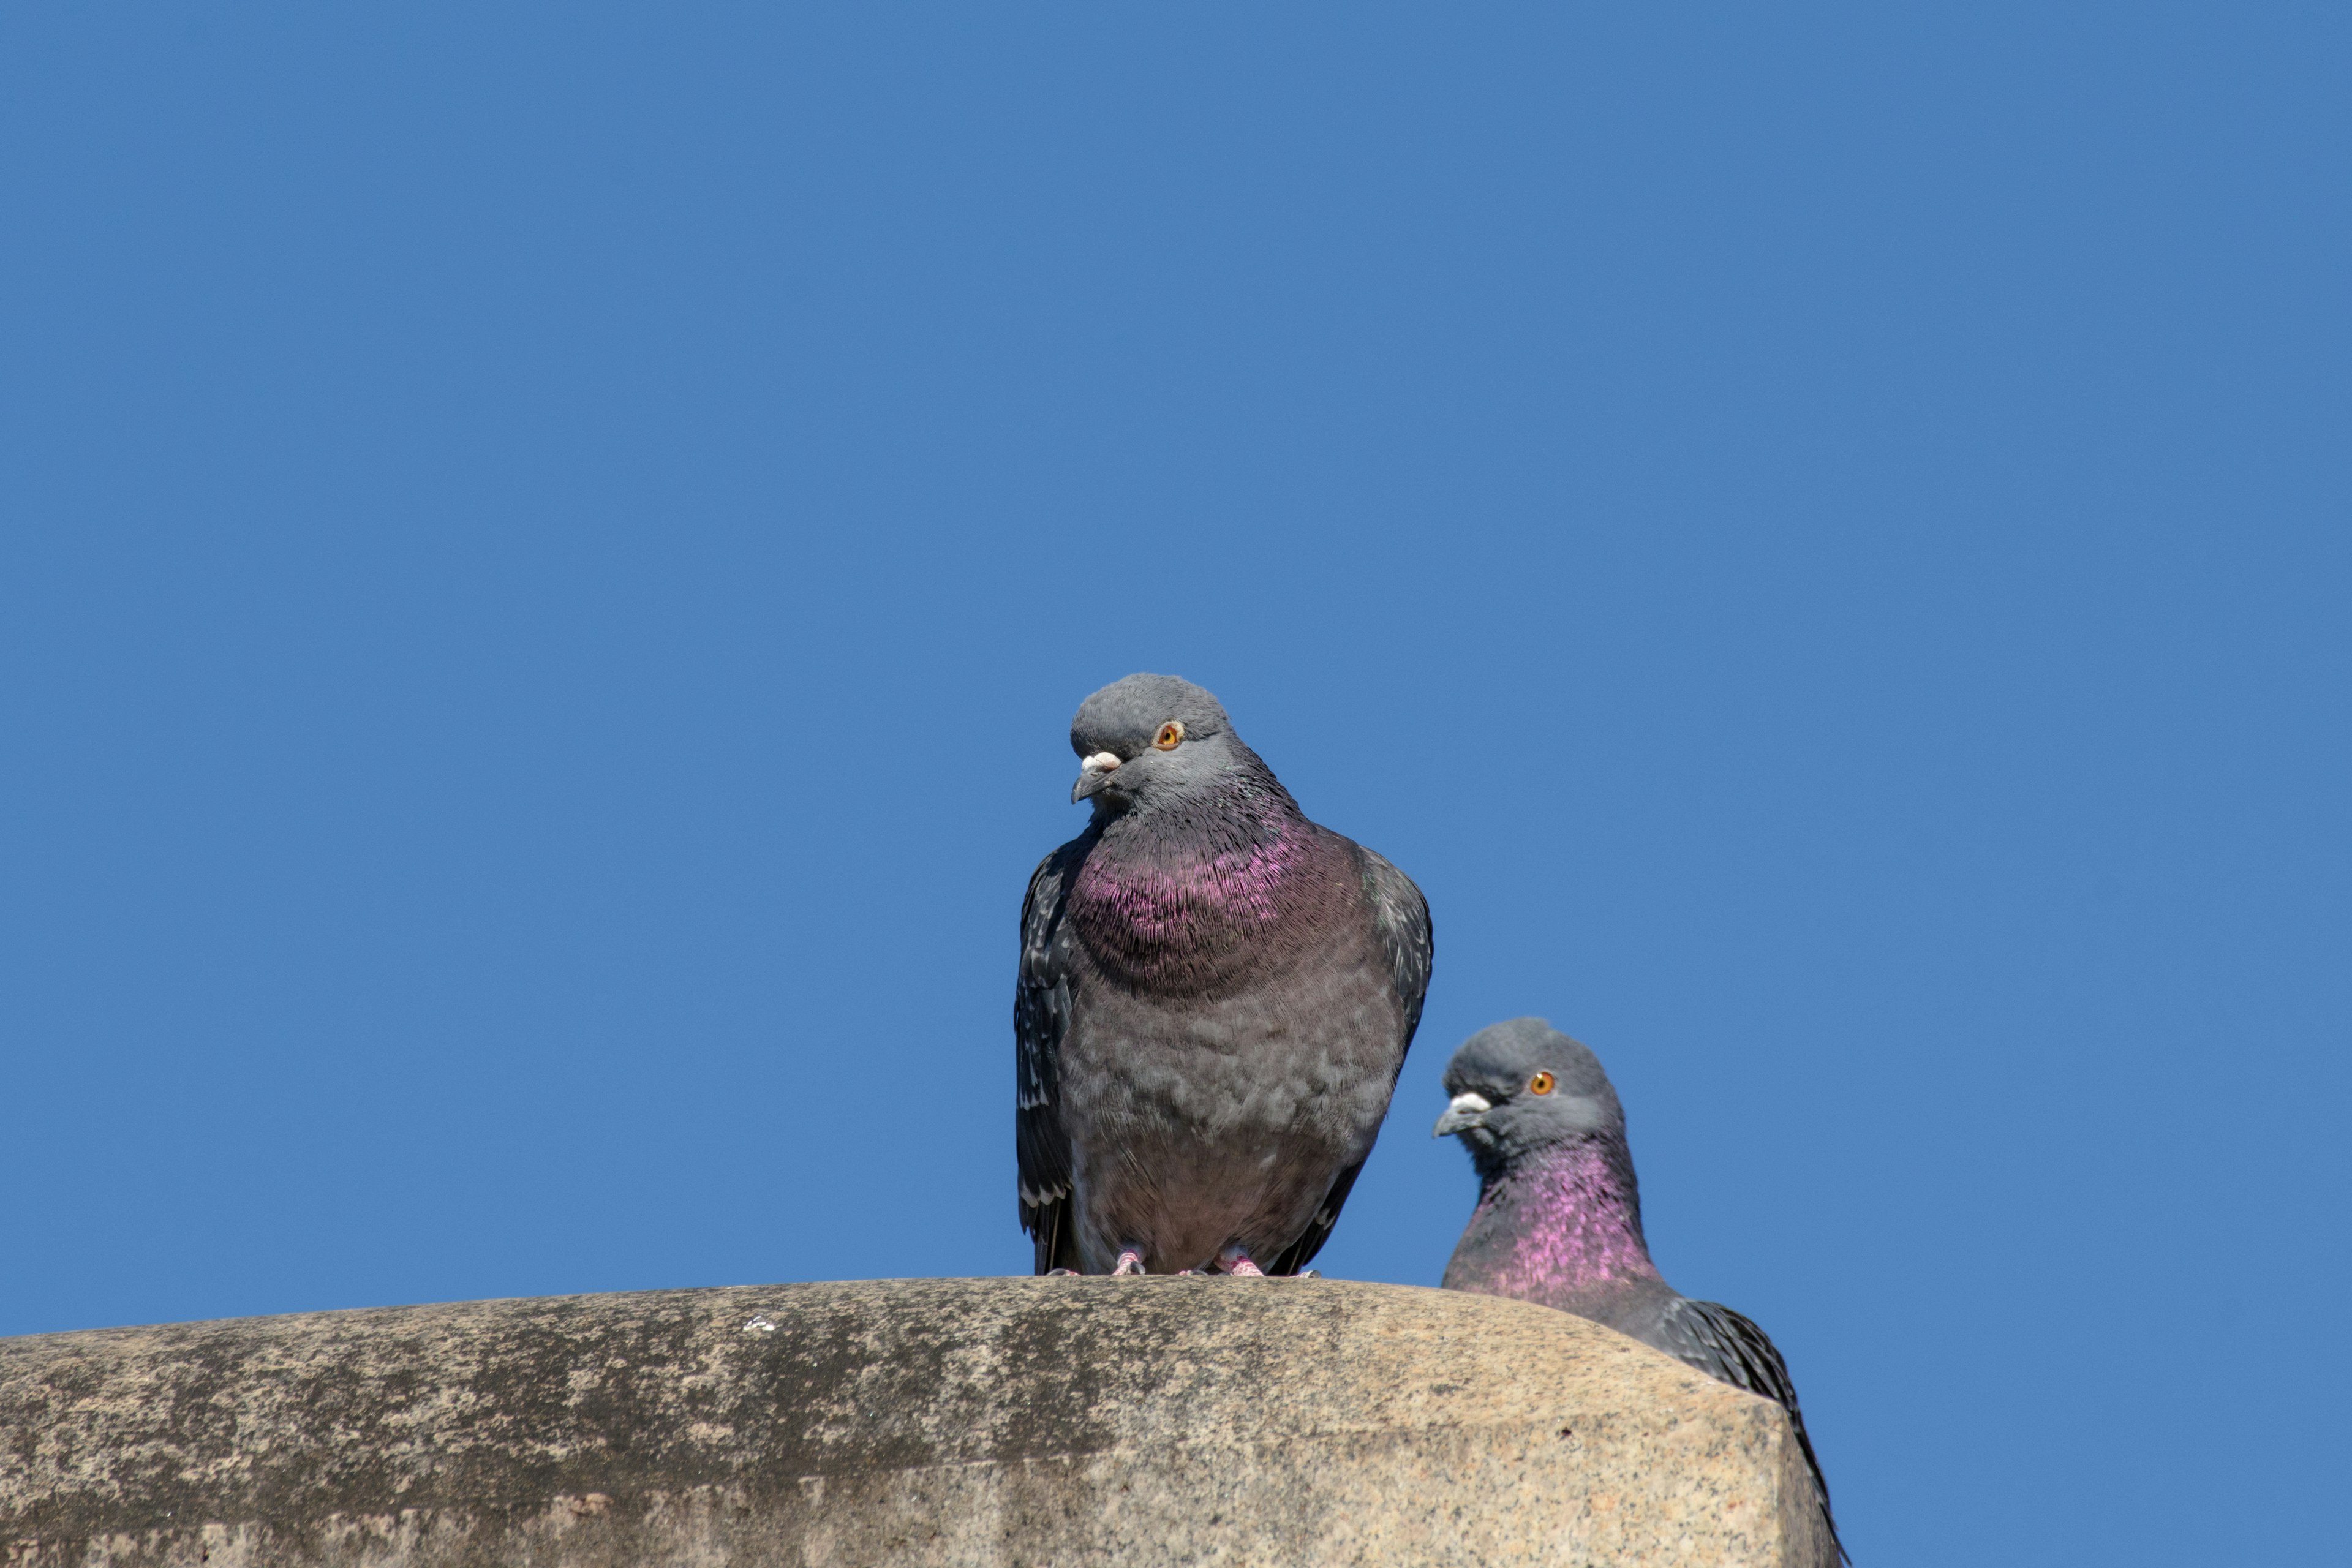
[0,1277,1831,1567]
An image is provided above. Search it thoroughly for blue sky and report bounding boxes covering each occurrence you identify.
[3,6,2346,1562]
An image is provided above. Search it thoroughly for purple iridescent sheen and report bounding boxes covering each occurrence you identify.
[1444,1141,1661,1310]
[1072,816,1311,937]
[1066,799,1350,993]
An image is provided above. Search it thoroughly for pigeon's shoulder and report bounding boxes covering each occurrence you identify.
[1342,837,1433,1046]
[1014,834,1091,1272]
[1653,1296,1845,1562]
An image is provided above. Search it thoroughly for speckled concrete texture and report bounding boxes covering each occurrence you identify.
[0,1277,1831,1566]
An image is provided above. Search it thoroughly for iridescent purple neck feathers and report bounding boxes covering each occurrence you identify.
[1067,762,1345,992]
[1441,1139,1663,1312]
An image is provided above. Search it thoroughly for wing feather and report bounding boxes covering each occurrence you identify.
[1656,1297,1847,1564]
[1015,840,1086,1274]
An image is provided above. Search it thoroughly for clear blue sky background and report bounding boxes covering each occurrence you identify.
[3,6,2346,1562]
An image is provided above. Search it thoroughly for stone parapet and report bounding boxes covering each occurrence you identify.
[0,1276,1828,1566]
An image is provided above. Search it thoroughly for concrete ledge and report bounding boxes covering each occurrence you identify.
[1,1277,1828,1566]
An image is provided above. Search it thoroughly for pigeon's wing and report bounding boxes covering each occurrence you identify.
[1656,1297,1847,1564]
[1358,843,1434,1051]
[1267,843,1434,1277]
[1016,840,1086,1274]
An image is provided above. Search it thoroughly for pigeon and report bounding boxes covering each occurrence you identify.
[1434,1018,1847,1565]
[1016,673,1432,1278]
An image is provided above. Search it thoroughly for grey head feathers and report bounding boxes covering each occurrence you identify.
[1070,673,1232,756]
[1067,673,1270,815]
[1435,1017,1627,1182]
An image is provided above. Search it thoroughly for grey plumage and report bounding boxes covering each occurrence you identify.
[1434,1017,1846,1565]
[1017,674,1431,1277]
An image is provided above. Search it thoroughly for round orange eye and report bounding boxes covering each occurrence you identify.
[1153,720,1185,750]
[1528,1071,1555,1095]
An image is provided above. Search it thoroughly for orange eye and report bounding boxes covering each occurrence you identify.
[1528,1071,1555,1095]
[1153,720,1185,750]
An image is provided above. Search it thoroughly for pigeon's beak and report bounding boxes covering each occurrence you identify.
[1433,1092,1492,1138]
[1071,751,1123,804]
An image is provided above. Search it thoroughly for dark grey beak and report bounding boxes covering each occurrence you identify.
[1071,751,1123,804]
[1432,1092,1491,1138]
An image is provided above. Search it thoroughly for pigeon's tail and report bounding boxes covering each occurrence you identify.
[1028,1197,1080,1275]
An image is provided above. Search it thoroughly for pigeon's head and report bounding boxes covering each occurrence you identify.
[1066,673,1242,813]
[1434,1017,1625,1169]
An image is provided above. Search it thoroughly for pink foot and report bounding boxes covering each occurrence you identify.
[1112,1248,1147,1276]
[1218,1245,1267,1278]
